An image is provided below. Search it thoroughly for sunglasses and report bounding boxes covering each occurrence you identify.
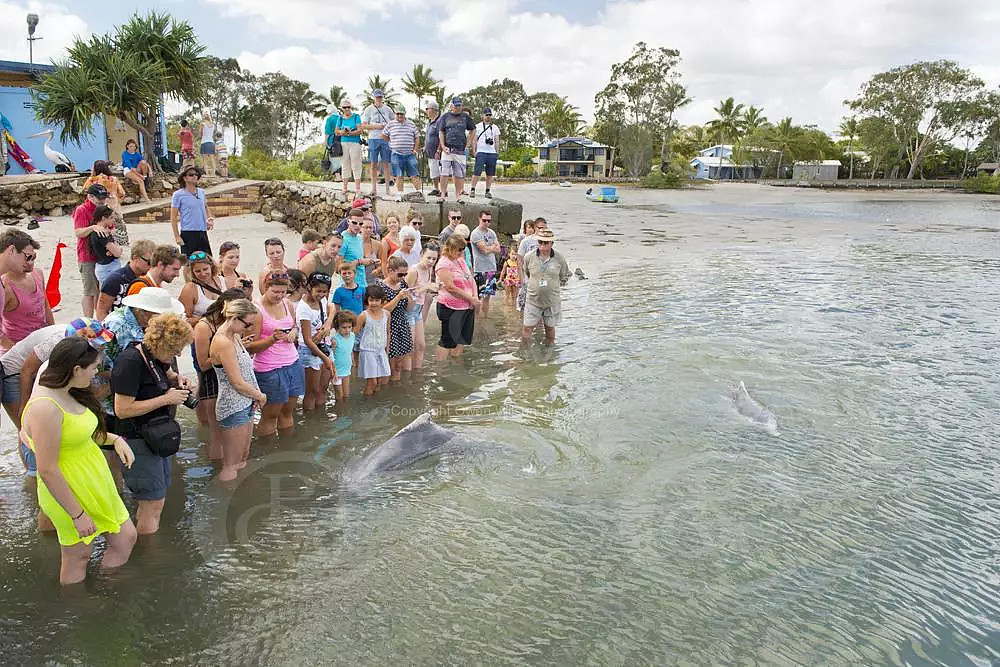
[183,171,200,178]
[268,272,290,281]
[396,271,408,278]
[481,219,492,223]
[348,220,362,225]
[237,316,251,328]
[20,249,36,261]
[310,273,332,284]
[341,106,352,110]
[139,256,152,265]
[538,241,553,245]
[411,221,423,226]
[187,251,209,262]
[449,216,462,221]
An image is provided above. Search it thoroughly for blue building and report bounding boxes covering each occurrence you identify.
[689,144,761,180]
[1,59,145,176]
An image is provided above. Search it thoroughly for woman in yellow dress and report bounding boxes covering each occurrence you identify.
[21,337,137,585]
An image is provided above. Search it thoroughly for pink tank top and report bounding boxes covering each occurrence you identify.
[435,256,474,310]
[2,272,46,347]
[253,298,299,372]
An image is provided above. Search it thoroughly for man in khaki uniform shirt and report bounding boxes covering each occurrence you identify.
[522,228,571,343]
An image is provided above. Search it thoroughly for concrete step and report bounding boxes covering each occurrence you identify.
[123,179,265,223]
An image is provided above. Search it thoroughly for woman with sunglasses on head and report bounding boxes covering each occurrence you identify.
[210,299,267,481]
[0,234,53,354]
[179,251,227,327]
[21,337,137,584]
[246,272,303,436]
[218,241,253,297]
[193,288,246,459]
[333,99,364,198]
[376,256,415,382]
[297,272,336,411]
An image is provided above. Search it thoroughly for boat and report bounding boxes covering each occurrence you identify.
[558,181,572,187]
[585,186,619,203]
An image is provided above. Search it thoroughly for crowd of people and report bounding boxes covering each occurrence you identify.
[4,165,572,584]
[324,90,501,203]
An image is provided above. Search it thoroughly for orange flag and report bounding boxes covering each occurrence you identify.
[46,241,67,308]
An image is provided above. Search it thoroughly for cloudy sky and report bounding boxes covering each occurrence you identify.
[2,0,999,135]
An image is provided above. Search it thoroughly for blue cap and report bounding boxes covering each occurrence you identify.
[483,107,493,115]
[451,97,463,106]
[372,89,384,97]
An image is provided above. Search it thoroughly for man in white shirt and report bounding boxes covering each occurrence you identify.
[361,89,395,197]
[470,107,500,199]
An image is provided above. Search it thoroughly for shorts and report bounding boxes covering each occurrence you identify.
[181,149,196,162]
[440,150,467,179]
[180,230,212,257]
[255,358,305,405]
[299,346,323,371]
[391,152,419,178]
[200,141,216,155]
[122,438,172,501]
[368,138,391,164]
[523,301,562,327]
[95,259,122,287]
[406,302,424,327]
[474,271,497,297]
[198,367,219,400]
[20,440,36,476]
[428,157,441,179]
[79,261,99,297]
[334,375,347,386]
[218,404,253,430]
[474,152,498,177]
[1,365,20,405]
[437,303,474,349]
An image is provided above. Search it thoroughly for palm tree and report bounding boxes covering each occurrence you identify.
[539,97,584,139]
[770,117,800,178]
[839,117,859,179]
[401,64,440,126]
[319,84,348,111]
[743,106,768,136]
[706,97,746,145]
[431,85,457,114]
[363,75,400,108]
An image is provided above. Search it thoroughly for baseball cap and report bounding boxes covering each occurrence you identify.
[372,88,384,97]
[65,317,114,346]
[483,107,493,115]
[425,99,439,110]
[86,183,109,198]
[351,197,372,210]
[395,105,406,115]
[451,97,463,106]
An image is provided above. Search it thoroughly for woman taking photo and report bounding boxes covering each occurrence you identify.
[334,99,363,198]
[210,299,267,481]
[179,251,226,327]
[434,236,478,360]
[193,288,245,458]
[405,241,439,369]
[218,241,253,297]
[361,218,385,283]
[21,337,137,584]
[246,272,303,436]
[111,313,194,535]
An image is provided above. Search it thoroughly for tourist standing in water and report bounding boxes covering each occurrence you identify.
[434,236,477,360]
[297,272,335,411]
[405,242,439,369]
[521,229,571,344]
[193,289,246,459]
[247,272,303,436]
[355,284,391,395]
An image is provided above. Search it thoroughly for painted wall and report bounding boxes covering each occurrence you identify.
[0,86,107,175]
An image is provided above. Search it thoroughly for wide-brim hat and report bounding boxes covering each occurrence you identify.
[121,286,185,315]
[535,229,557,242]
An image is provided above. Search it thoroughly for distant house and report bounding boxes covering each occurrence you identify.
[976,162,999,175]
[535,137,614,178]
[792,160,841,181]
[689,145,761,180]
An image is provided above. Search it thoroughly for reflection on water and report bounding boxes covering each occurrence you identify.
[2,184,999,664]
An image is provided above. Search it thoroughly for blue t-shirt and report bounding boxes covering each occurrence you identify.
[425,115,442,157]
[333,284,365,315]
[121,150,143,169]
[339,232,366,286]
[170,187,208,232]
[325,113,361,145]
[333,331,355,376]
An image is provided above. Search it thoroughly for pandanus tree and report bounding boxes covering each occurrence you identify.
[34,11,208,170]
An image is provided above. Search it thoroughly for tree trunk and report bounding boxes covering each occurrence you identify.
[962,137,971,178]
[775,150,783,179]
[848,138,854,179]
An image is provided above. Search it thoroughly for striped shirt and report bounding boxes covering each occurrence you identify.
[384,119,419,155]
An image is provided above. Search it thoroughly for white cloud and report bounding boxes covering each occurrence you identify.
[203,0,429,40]
[0,0,88,64]
[236,44,382,107]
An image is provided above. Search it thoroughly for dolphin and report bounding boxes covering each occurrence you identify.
[344,413,461,485]
[730,381,779,434]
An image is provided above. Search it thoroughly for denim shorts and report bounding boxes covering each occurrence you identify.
[406,302,424,327]
[474,152,498,177]
[299,345,323,371]
[391,152,419,177]
[122,438,172,501]
[1,367,20,406]
[20,440,36,476]
[218,404,253,429]
[368,138,391,164]
[255,358,305,405]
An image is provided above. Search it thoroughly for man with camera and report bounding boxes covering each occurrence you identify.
[470,107,500,199]
[436,97,476,202]
[362,89,395,197]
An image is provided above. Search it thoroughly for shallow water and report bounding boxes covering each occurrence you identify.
[2,184,999,664]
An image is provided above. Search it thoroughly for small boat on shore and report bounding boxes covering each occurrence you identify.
[558,181,572,187]
[585,186,620,203]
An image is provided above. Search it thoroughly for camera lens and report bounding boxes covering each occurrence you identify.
[183,394,199,409]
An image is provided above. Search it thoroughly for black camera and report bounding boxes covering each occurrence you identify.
[485,137,494,145]
[183,394,199,410]
[316,342,331,356]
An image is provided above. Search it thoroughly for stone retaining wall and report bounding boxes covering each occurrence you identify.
[126,183,262,224]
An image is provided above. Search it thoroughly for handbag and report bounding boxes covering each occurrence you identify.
[330,117,344,158]
[136,345,182,457]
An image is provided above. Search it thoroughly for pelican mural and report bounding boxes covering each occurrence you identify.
[28,129,75,172]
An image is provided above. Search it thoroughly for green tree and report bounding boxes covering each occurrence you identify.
[769,117,801,178]
[743,106,768,135]
[838,117,859,179]
[654,81,691,169]
[34,11,208,168]
[319,85,349,111]
[539,97,583,139]
[848,60,986,179]
[401,64,441,127]
[192,57,244,152]
[460,78,530,149]
[363,75,400,108]
[706,97,746,145]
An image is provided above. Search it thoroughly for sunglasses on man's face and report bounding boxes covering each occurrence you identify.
[412,221,423,226]
[139,256,152,265]
[449,216,462,221]
[538,241,553,245]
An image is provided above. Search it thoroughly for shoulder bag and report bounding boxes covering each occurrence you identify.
[135,345,182,457]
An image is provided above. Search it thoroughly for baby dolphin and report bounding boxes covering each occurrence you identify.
[344,412,459,486]
[574,267,587,280]
[730,381,778,434]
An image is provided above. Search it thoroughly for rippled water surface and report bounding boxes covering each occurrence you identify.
[2,184,999,664]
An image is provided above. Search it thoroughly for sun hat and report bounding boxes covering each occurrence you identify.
[65,317,114,346]
[86,184,109,198]
[425,99,439,110]
[372,88,384,97]
[340,98,352,108]
[121,286,185,315]
[535,229,557,242]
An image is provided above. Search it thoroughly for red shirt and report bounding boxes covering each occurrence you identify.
[72,199,97,263]
[179,127,194,151]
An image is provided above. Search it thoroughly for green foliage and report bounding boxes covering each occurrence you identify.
[506,162,536,178]
[228,150,313,181]
[401,65,441,128]
[539,98,584,139]
[363,75,400,108]
[500,145,535,165]
[963,172,1000,193]
[640,169,681,188]
[707,97,746,144]
[458,79,564,150]
[541,162,557,177]
[297,143,330,178]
